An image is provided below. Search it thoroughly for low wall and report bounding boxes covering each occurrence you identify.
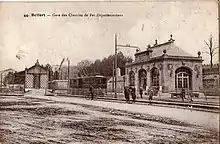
[51,88,107,97]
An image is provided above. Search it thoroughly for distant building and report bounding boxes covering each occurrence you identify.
[107,68,125,93]
[125,35,204,96]
[24,60,49,89]
[202,64,220,96]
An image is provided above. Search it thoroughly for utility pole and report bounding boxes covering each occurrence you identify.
[0,74,2,88]
[113,33,140,98]
[218,0,220,88]
[114,34,117,98]
[67,58,70,94]
[112,61,114,94]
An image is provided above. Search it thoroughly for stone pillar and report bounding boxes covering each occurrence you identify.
[134,68,138,94]
[147,71,151,88]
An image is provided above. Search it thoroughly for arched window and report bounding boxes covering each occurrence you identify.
[175,67,192,90]
[151,67,159,87]
[138,69,147,90]
[129,71,135,86]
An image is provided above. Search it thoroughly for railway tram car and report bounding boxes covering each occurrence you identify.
[69,75,107,97]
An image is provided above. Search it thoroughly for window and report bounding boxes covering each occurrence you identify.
[151,68,159,87]
[175,67,192,89]
[138,69,147,90]
[129,71,135,86]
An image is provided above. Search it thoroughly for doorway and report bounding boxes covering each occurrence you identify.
[34,74,40,89]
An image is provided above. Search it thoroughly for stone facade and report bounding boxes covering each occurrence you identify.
[107,68,125,93]
[125,35,203,95]
[203,64,220,96]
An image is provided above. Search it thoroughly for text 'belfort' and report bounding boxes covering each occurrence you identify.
[24,13,123,18]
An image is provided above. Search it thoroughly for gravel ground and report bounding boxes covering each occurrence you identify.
[0,96,219,144]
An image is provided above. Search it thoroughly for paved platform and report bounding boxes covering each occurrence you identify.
[22,89,219,112]
[56,94,219,112]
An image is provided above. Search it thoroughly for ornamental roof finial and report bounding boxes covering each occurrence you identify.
[168,34,175,42]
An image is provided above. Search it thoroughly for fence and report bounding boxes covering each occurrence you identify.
[46,86,107,98]
[0,84,24,96]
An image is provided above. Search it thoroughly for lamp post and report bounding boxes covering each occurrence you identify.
[114,34,140,98]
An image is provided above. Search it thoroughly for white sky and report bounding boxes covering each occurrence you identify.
[0,1,219,71]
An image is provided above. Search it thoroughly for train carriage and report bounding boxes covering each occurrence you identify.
[69,75,107,97]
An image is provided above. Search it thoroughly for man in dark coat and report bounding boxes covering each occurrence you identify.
[181,88,185,102]
[124,86,130,103]
[89,85,94,100]
[139,87,143,98]
[131,87,136,102]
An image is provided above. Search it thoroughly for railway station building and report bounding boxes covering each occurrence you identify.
[125,35,204,96]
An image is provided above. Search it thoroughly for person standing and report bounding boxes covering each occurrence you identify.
[139,87,143,98]
[158,86,162,100]
[131,87,136,102]
[124,86,130,103]
[181,88,185,102]
[148,88,154,105]
[89,85,94,100]
[189,91,193,103]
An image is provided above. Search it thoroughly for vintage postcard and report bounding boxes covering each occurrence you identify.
[0,0,219,143]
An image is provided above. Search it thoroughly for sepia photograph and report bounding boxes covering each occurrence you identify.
[0,0,219,143]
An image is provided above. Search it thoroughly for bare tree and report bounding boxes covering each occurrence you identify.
[76,60,92,76]
[204,35,218,69]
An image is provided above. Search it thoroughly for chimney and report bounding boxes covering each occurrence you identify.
[154,39,158,46]
[197,51,201,58]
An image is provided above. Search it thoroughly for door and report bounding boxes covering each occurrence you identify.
[34,74,40,89]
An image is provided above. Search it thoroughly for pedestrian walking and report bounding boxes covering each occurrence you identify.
[181,88,185,102]
[89,85,94,100]
[139,87,143,98]
[131,87,136,102]
[189,91,193,103]
[148,88,154,105]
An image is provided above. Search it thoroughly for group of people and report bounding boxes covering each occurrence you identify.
[124,86,137,103]
[124,86,155,104]
[181,88,193,102]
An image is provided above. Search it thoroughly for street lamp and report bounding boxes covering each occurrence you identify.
[114,34,140,98]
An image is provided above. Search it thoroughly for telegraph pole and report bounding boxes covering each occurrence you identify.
[67,58,70,81]
[113,34,140,98]
[112,61,114,94]
[114,34,117,98]
[218,0,220,88]
[67,58,70,93]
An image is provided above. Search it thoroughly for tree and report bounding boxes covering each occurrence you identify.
[53,71,59,80]
[76,60,93,76]
[204,35,218,69]
[3,72,15,85]
[117,51,133,75]
[75,52,133,77]
[45,63,53,81]
[93,52,132,77]
[90,59,101,75]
